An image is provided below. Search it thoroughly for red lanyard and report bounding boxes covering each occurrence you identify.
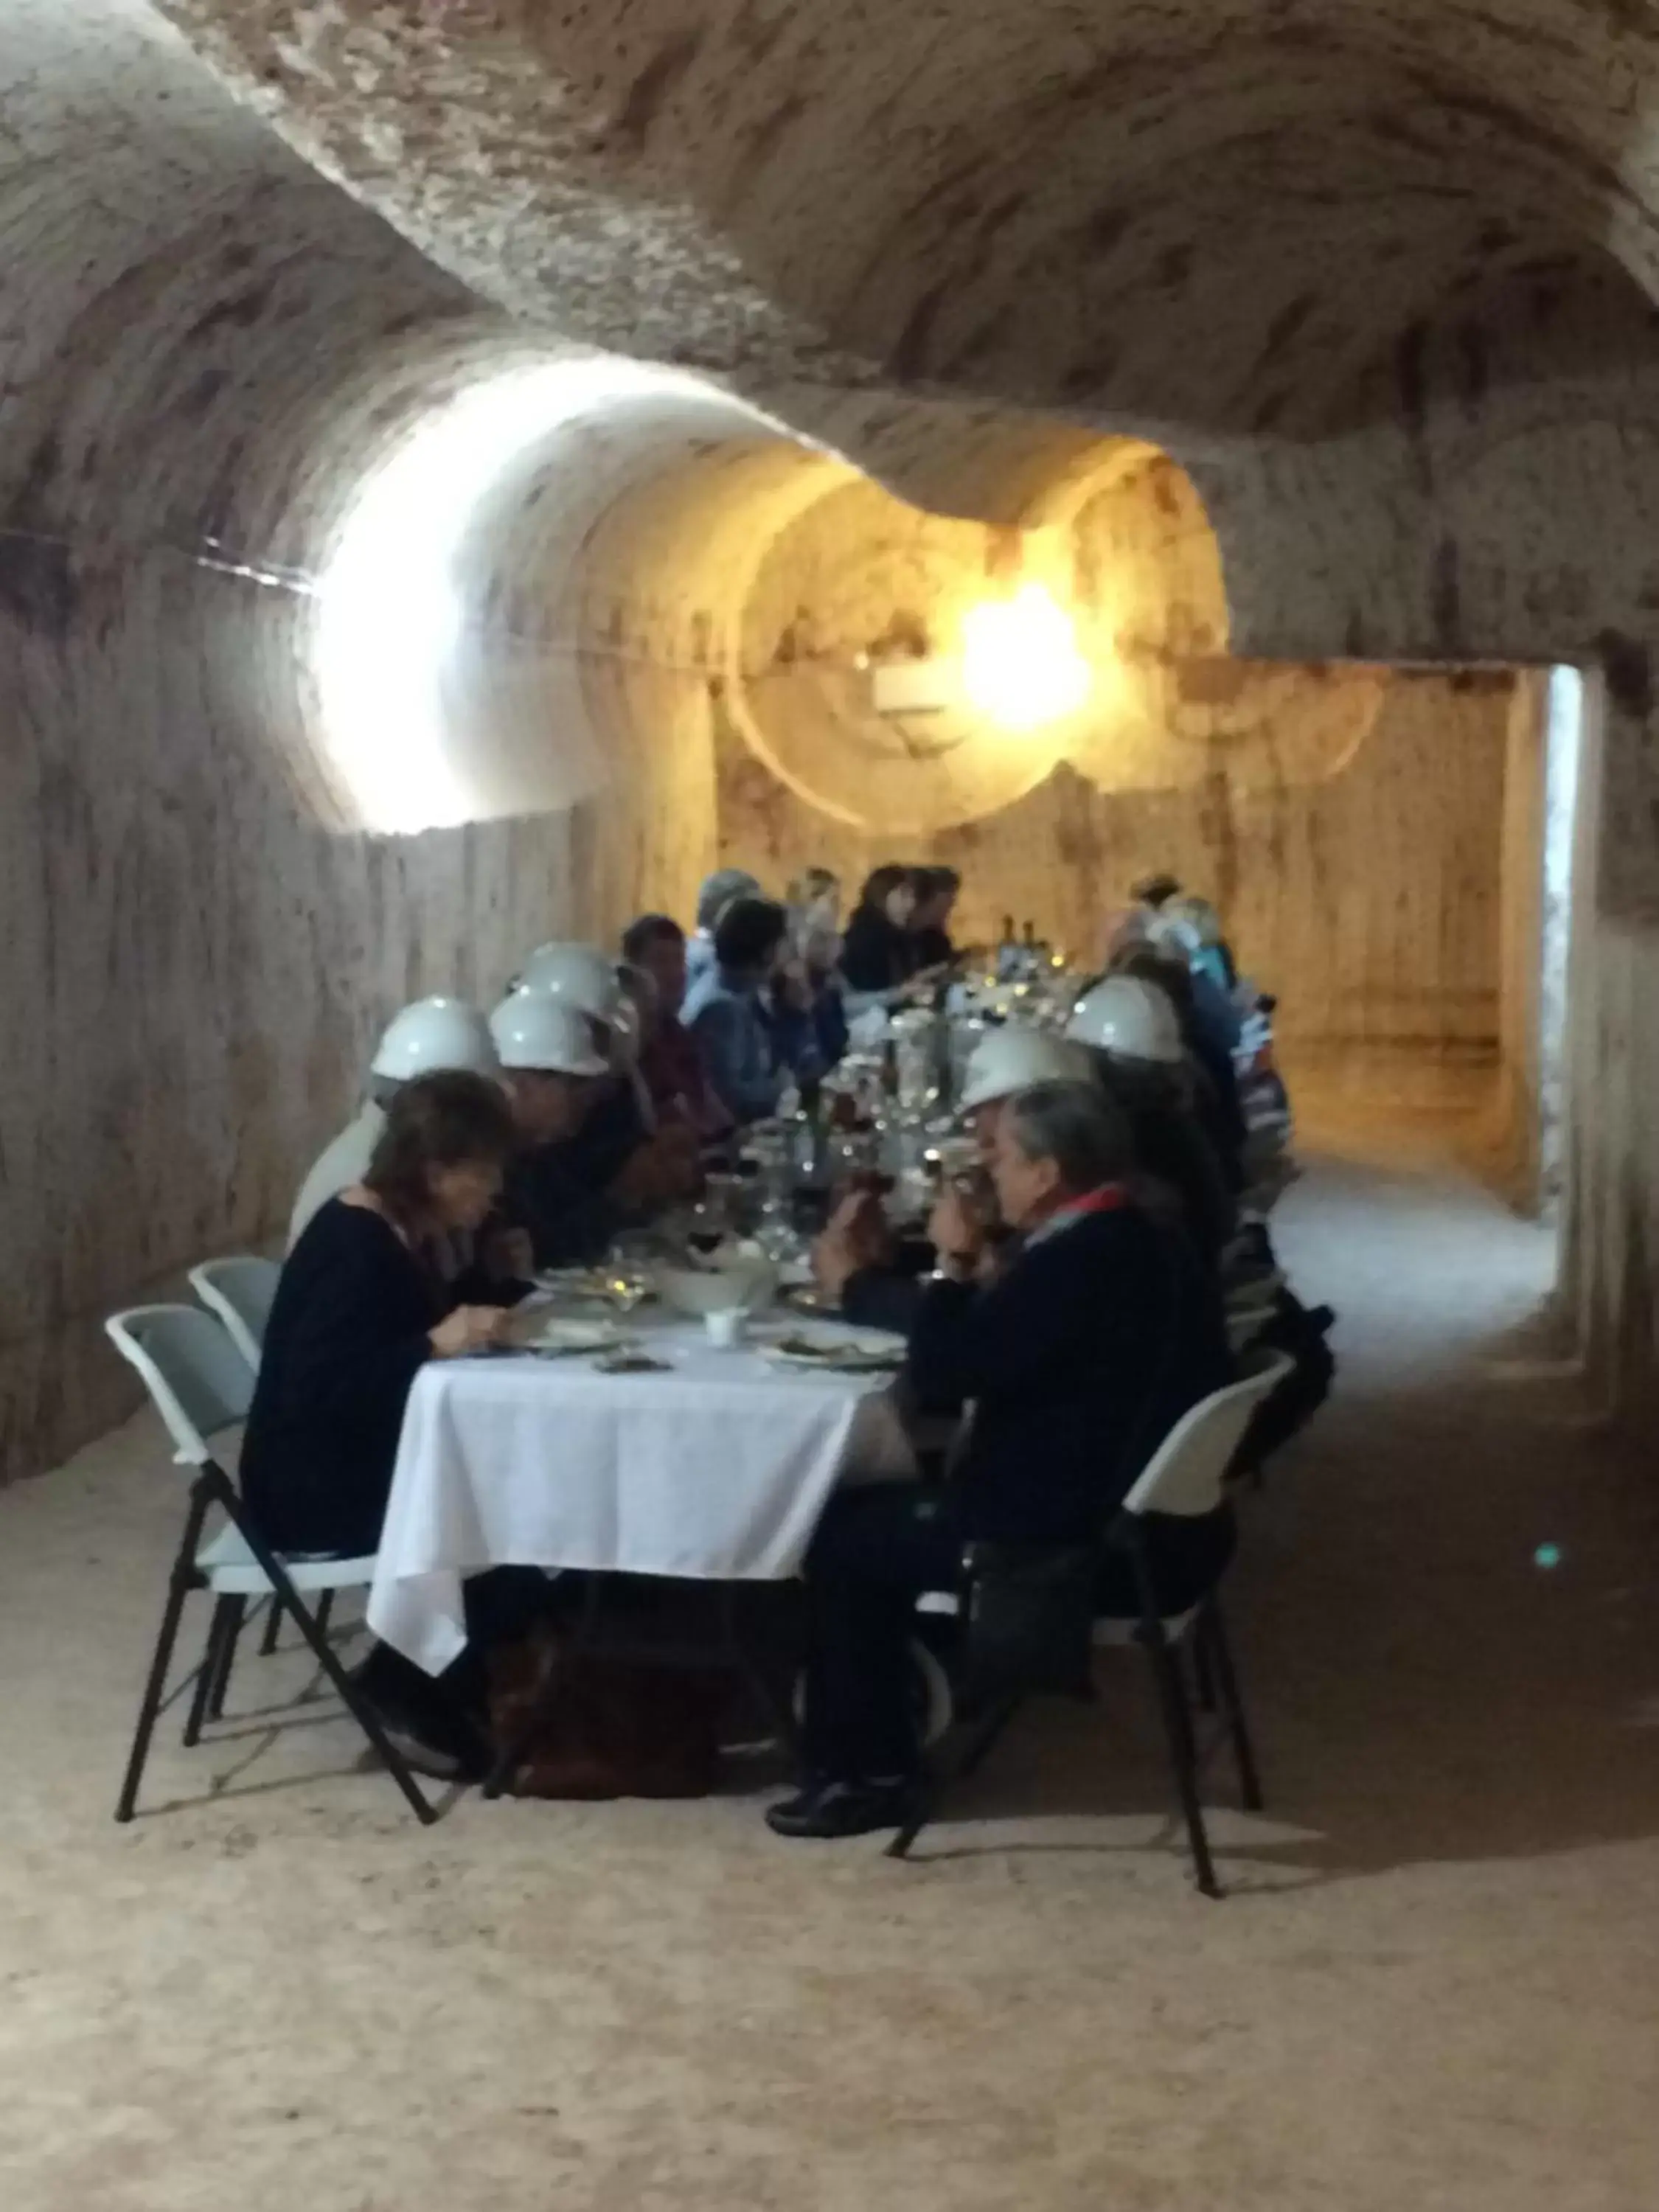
[1056,1183,1131,1219]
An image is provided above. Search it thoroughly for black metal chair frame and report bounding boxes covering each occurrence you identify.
[116,1457,437,1826]
[886,1517,1262,1896]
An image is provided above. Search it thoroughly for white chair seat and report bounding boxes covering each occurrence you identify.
[195,1524,380,1599]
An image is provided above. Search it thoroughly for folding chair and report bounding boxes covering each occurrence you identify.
[105,1305,437,1825]
[187,1259,303,1653]
[188,1256,281,1374]
[891,1351,1295,1894]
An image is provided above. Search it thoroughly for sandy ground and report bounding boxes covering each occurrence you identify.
[3,1152,1658,2211]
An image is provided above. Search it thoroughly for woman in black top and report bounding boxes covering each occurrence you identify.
[241,1073,553,1775]
[243,1070,519,1558]
[838,864,922,1009]
[770,1079,1233,1840]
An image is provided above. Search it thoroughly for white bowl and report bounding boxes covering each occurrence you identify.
[656,1256,779,1318]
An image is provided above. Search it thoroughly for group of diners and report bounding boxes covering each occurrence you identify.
[238,864,1288,1838]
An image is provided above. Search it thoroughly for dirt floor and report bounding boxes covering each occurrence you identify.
[3,1151,1658,2211]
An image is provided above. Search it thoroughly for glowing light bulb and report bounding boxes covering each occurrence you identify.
[960,583,1091,731]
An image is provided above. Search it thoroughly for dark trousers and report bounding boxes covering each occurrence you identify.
[801,1489,1238,1784]
[802,1486,964,1781]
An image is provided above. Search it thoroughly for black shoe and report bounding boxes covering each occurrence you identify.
[765,1777,916,1840]
[349,1665,484,1784]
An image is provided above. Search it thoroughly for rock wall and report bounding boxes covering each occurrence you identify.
[717,668,1515,1062]
[0,2,718,1479]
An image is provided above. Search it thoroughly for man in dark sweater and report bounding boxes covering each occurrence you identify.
[807,1025,1095,1334]
[769,1079,1232,1840]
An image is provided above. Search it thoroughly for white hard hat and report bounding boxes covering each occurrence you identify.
[511,941,622,1018]
[959,1026,1095,1112]
[1144,911,1204,963]
[369,998,498,1082]
[1067,976,1185,1065]
[489,993,609,1077]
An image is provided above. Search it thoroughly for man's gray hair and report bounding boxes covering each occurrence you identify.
[1003,1079,1133,1192]
[696,868,762,933]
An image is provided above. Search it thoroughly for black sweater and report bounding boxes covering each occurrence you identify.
[908,1203,1231,1547]
[840,908,917,996]
[241,1200,448,1556]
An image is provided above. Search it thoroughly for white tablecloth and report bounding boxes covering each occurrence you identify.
[368,1317,916,1674]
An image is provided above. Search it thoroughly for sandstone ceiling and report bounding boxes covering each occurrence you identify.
[153,0,1659,439]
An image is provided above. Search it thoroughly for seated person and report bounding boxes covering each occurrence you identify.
[288,998,498,1250]
[244,1071,541,1774]
[784,868,849,1074]
[622,913,730,1138]
[768,1079,1233,1840]
[490,992,624,1270]
[506,942,703,1222]
[1167,894,1240,994]
[839,865,927,1015]
[906,866,961,974]
[809,1024,1093,1332]
[1067,976,1237,1272]
[1111,942,1248,1192]
[683,896,805,1125]
[685,868,762,992]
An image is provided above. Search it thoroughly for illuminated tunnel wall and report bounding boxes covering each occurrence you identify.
[11,0,1659,1479]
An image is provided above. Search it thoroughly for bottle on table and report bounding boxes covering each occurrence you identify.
[995,916,1020,982]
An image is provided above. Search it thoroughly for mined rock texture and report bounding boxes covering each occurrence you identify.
[10,0,1659,1471]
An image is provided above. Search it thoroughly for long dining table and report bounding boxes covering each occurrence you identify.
[366,1308,917,1675]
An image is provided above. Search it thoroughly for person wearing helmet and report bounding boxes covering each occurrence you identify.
[685,868,763,992]
[1110,942,1249,1192]
[509,939,701,1209]
[511,940,638,1069]
[810,1027,1096,1332]
[288,998,498,1251]
[1068,975,1237,1268]
[770,1079,1232,1840]
[487,990,641,1271]
[956,1026,1096,1158]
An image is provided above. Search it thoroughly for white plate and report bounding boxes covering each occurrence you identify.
[761,1334,905,1374]
[531,1318,635,1355]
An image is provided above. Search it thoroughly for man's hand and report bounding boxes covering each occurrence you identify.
[928,1184,987,1273]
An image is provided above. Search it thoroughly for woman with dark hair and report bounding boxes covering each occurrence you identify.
[245,1068,519,1558]
[839,865,923,1012]
[242,1071,534,1773]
